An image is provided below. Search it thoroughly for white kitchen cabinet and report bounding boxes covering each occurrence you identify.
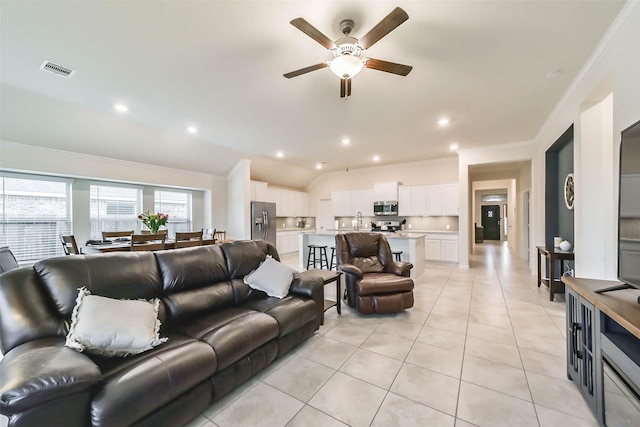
[425,239,442,260]
[294,191,309,217]
[374,182,398,202]
[441,240,459,262]
[277,230,301,254]
[398,186,412,216]
[281,190,294,216]
[399,185,427,216]
[250,181,268,202]
[272,189,283,216]
[331,191,352,217]
[441,183,459,215]
[425,184,443,216]
[425,233,459,262]
[361,189,375,216]
[351,191,363,214]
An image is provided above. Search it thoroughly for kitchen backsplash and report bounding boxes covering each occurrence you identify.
[334,215,459,231]
[276,217,316,229]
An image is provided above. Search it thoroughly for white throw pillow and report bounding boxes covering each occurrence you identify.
[65,287,168,357]
[244,256,298,298]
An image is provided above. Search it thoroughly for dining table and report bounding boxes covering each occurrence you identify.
[82,237,217,253]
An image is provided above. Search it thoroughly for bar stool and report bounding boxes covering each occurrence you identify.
[329,246,336,270]
[307,245,329,270]
[392,251,403,262]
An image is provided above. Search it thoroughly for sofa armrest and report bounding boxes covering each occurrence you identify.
[289,273,325,328]
[383,261,413,277]
[338,264,363,280]
[0,338,101,416]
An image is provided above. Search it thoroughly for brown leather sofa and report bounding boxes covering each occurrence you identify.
[0,240,323,427]
[336,232,414,314]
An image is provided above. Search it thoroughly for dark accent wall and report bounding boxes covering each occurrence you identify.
[545,125,575,277]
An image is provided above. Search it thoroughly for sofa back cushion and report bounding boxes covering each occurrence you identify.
[34,252,163,319]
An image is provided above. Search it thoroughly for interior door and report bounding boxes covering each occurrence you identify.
[482,205,501,240]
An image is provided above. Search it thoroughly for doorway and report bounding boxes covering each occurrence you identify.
[317,199,334,231]
[482,205,501,240]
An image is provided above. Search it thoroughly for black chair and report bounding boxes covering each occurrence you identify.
[0,247,19,273]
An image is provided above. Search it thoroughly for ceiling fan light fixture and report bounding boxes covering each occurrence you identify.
[329,54,364,79]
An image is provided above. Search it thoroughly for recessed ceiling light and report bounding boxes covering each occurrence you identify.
[373,155,380,162]
[342,138,350,145]
[187,126,197,134]
[114,103,128,113]
[450,143,459,151]
[438,118,449,127]
[276,151,284,158]
[316,163,323,170]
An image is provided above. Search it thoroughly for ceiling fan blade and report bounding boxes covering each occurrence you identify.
[283,62,328,79]
[290,18,336,50]
[365,58,413,76]
[347,78,352,97]
[359,7,409,50]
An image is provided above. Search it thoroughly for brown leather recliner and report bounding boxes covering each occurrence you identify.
[335,233,414,314]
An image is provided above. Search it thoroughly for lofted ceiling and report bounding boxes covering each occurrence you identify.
[0,1,626,189]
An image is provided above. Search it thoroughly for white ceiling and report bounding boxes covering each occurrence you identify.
[0,1,626,189]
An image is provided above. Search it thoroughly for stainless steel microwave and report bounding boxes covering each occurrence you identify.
[373,201,398,216]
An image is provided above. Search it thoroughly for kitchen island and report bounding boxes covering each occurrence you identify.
[299,231,425,281]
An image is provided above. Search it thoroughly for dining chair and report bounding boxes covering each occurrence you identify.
[141,229,168,236]
[130,233,166,252]
[102,230,134,241]
[175,230,204,248]
[60,235,82,255]
[0,247,19,273]
[214,230,230,244]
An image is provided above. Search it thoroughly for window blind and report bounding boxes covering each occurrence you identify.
[0,175,72,263]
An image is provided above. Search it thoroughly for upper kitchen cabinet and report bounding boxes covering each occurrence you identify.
[250,181,269,202]
[331,191,352,217]
[332,190,375,217]
[373,182,398,202]
[441,183,459,215]
[294,191,310,217]
[399,185,427,216]
[426,183,459,216]
[361,190,375,216]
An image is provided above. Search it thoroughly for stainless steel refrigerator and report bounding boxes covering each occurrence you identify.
[250,202,276,246]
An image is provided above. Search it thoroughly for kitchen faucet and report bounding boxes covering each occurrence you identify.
[356,211,362,231]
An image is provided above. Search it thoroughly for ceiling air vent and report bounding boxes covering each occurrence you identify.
[39,60,76,78]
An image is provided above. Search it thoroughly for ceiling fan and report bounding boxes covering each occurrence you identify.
[283,7,413,99]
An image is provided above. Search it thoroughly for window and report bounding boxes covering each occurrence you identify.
[0,174,72,263]
[90,184,142,239]
[154,190,192,235]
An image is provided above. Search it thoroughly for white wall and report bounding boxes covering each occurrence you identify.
[529,2,640,280]
[227,159,251,240]
[0,140,228,241]
[576,94,616,279]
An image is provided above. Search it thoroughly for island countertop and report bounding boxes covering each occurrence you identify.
[313,230,426,239]
[299,232,425,280]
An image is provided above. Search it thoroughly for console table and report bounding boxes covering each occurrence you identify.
[536,246,574,300]
[562,276,640,425]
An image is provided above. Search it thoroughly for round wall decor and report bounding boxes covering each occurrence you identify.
[564,173,574,210]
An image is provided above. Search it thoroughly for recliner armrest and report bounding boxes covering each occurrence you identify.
[383,261,413,277]
[0,338,101,415]
[290,272,325,328]
[338,264,363,280]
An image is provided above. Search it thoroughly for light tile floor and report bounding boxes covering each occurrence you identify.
[185,241,598,427]
[0,242,598,427]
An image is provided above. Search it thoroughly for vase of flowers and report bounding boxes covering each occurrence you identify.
[138,211,169,234]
